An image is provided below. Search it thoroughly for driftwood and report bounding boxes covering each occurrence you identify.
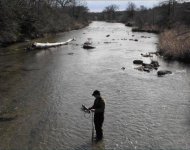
[33,38,74,49]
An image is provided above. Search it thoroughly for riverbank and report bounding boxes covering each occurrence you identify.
[130,24,190,63]
[0,21,89,47]
[158,26,190,62]
[0,21,90,56]
[132,27,160,34]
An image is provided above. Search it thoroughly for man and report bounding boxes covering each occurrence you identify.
[88,90,105,141]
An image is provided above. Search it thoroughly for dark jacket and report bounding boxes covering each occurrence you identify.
[90,97,105,115]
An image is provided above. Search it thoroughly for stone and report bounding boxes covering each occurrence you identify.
[133,60,143,65]
[157,70,172,76]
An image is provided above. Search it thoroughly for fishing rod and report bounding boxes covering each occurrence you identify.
[81,104,94,142]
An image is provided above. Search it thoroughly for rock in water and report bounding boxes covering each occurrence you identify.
[157,70,172,76]
[141,53,153,57]
[121,67,125,70]
[134,66,144,71]
[83,45,95,49]
[133,60,143,65]
[151,60,159,68]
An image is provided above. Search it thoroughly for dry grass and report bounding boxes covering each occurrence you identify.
[159,26,190,61]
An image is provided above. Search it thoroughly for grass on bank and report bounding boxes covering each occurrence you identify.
[158,26,190,61]
[132,25,160,34]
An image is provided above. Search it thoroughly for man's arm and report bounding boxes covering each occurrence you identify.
[88,100,96,110]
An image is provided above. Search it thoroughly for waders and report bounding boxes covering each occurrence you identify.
[91,111,94,142]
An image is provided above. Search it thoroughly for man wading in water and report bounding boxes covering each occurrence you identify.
[88,90,105,141]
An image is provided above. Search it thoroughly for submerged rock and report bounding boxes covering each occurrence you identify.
[134,66,144,71]
[149,51,159,56]
[121,67,125,70]
[142,63,153,68]
[143,67,150,72]
[151,60,159,68]
[83,40,95,49]
[106,34,110,37]
[68,52,74,55]
[83,45,95,49]
[104,42,112,44]
[157,70,172,76]
[141,53,153,57]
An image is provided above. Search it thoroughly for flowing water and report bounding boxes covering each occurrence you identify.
[0,21,190,150]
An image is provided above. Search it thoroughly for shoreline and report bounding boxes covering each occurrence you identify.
[132,27,160,34]
[0,22,90,56]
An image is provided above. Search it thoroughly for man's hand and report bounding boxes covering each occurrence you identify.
[91,109,95,112]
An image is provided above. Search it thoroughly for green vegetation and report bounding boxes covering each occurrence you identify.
[0,0,89,47]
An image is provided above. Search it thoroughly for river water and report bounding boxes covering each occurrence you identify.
[0,21,190,150]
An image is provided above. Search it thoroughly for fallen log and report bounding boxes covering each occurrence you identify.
[33,38,74,49]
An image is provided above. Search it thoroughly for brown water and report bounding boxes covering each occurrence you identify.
[0,21,190,150]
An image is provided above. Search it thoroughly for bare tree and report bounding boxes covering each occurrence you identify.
[56,0,73,7]
[103,4,119,21]
[126,2,136,20]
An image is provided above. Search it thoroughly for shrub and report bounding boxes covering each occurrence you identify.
[159,26,190,61]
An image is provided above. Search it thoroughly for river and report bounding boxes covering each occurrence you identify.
[0,21,190,150]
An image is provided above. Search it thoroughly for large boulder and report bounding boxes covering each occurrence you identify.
[133,60,143,65]
[157,70,172,76]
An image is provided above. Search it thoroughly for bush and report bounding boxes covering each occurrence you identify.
[159,26,190,61]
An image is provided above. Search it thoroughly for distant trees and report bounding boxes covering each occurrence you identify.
[127,1,190,29]
[125,2,136,21]
[0,0,89,46]
[102,4,119,21]
[133,5,148,28]
[89,1,190,29]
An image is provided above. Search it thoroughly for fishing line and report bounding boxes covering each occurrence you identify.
[81,104,95,141]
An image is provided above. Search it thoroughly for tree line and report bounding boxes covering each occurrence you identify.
[89,1,190,61]
[0,0,89,46]
[89,1,190,30]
